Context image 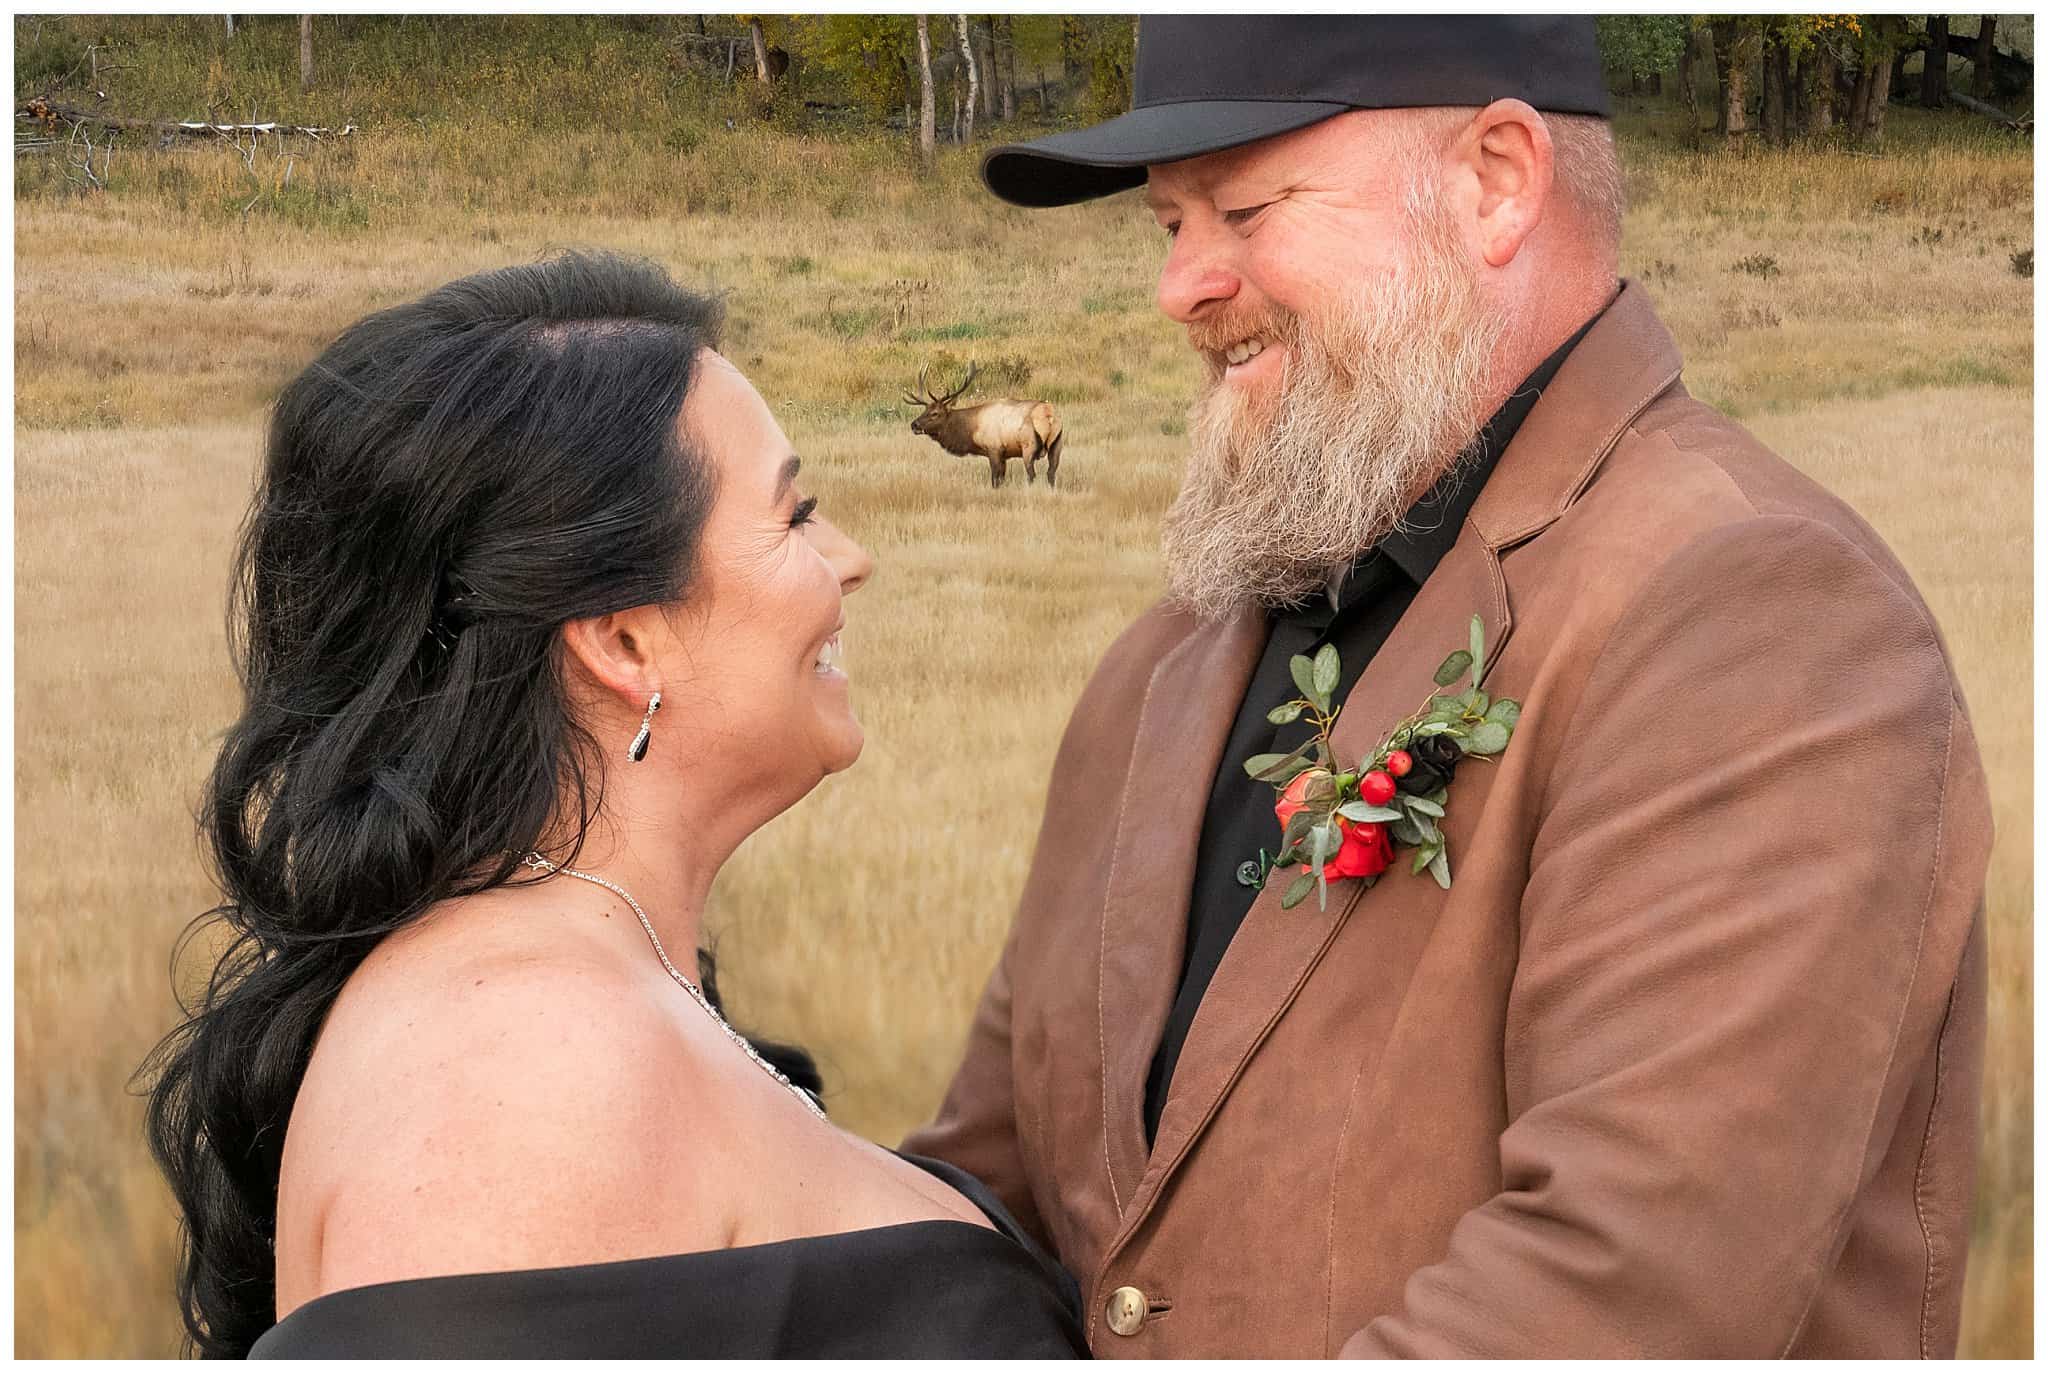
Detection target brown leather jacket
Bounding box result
[904,283,1991,1358]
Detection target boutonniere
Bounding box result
[1240,614,1520,910]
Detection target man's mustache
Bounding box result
[1186,310,1299,370]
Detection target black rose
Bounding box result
[1396,732,1462,795]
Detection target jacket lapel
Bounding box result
[1093,606,1267,1209]
[1135,522,1509,1196]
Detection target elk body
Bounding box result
[906,363,1064,489]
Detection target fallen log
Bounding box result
[15,98,356,142]
[1945,85,2030,133]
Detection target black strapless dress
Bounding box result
[250,1155,1084,1358]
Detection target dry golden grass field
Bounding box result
[12,55,2034,1357]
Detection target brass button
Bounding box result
[1106,1285,1148,1337]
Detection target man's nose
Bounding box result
[1156,219,1241,324]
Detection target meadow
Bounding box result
[12,19,2034,1357]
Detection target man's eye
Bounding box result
[1223,203,1270,227]
[1161,221,1181,239]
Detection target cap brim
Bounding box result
[980,99,1351,208]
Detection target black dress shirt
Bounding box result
[1142,313,1601,1142]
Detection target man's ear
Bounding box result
[1454,99,1554,269]
[560,607,664,707]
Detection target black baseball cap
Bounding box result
[982,16,1610,208]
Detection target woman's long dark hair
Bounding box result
[139,250,821,1357]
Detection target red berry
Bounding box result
[1360,771,1397,806]
[1386,750,1413,778]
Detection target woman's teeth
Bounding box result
[1225,337,1269,366]
[814,634,845,676]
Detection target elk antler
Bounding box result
[903,362,933,407]
[935,361,979,407]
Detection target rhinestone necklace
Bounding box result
[522,853,828,1121]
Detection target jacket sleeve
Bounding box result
[900,929,1048,1246]
[1342,514,1991,1357]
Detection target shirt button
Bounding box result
[1106,1286,1148,1337]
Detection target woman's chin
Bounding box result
[817,715,865,776]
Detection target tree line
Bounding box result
[27,15,2031,164]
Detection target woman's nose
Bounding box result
[816,516,873,595]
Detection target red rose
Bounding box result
[1274,768,1333,831]
[1317,817,1394,880]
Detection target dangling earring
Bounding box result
[628,692,662,762]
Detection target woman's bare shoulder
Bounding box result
[280,891,740,1305]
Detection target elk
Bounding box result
[904,363,1064,489]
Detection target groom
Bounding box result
[905,16,1991,1358]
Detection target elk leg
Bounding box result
[989,454,1005,488]
[1025,448,1038,484]
[1046,433,1063,488]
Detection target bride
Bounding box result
[140,251,1084,1357]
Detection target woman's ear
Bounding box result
[560,607,665,706]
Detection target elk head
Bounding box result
[904,361,979,436]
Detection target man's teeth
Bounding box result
[1224,337,1270,366]
[814,635,845,674]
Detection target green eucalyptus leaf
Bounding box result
[1391,814,1426,847]
[1281,871,1315,909]
[1411,843,1439,876]
[1429,847,1451,889]
[1266,700,1306,725]
[1289,654,1319,703]
[1427,695,1467,721]
[1244,751,1289,778]
[1313,643,1341,699]
[1317,867,1330,911]
[1484,698,1522,729]
[1464,720,1511,755]
[1414,721,1457,738]
[1403,795,1445,818]
[1309,821,1339,870]
[1338,801,1405,823]
[1433,649,1472,688]
[1414,814,1442,846]
[1469,614,1486,685]
[1461,689,1490,717]
[1282,807,1320,847]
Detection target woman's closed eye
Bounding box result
[790,495,818,530]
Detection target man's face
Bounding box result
[1145,110,1509,621]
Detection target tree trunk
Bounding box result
[1761,33,1788,145]
[1716,21,1750,142]
[1861,45,1895,145]
[1972,16,1997,99]
[298,15,313,92]
[999,16,1016,121]
[1847,56,1874,133]
[1648,71,1662,96]
[1681,24,1708,142]
[1811,45,1838,131]
[749,18,770,83]
[1703,21,1720,134]
[983,18,999,117]
[955,15,978,144]
[1922,16,1948,106]
[223,14,235,39]
[1131,15,1141,104]
[916,16,935,165]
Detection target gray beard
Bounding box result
[1159,207,1509,623]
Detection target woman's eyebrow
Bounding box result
[775,455,801,501]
